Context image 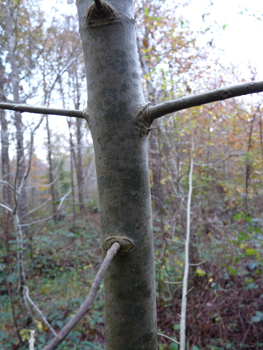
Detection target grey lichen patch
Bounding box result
[87,2,117,27]
[104,236,134,255]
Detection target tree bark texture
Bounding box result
[76,1,157,349]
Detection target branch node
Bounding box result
[94,0,103,13]
[87,2,116,26]
[104,236,134,256]
[135,102,152,136]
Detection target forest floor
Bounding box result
[0,212,262,350]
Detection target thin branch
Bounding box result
[19,215,54,227]
[165,238,185,245]
[157,333,180,345]
[23,115,45,182]
[149,81,263,121]
[193,152,246,167]
[0,202,12,213]
[0,102,85,119]
[24,287,57,337]
[42,242,120,350]
[57,188,72,211]
[189,260,207,267]
[25,176,58,189]
[20,197,52,219]
[185,286,195,296]
[164,281,183,284]
[0,180,17,194]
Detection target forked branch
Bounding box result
[149,81,263,121]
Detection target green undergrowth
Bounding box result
[1,211,263,349]
[154,211,263,349]
[0,216,105,349]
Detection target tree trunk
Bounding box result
[46,116,57,222]
[76,117,86,216]
[244,112,256,211]
[149,127,163,216]
[76,1,157,349]
[137,32,164,218]
[72,74,86,217]
[6,0,29,237]
[67,119,76,231]
[0,58,12,254]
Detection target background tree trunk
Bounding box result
[46,116,57,222]
[67,118,76,231]
[76,117,86,217]
[0,58,12,256]
[137,31,164,219]
[6,0,28,236]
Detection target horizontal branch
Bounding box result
[0,102,85,119]
[43,242,120,350]
[149,81,263,121]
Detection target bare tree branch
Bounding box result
[20,197,51,219]
[24,287,57,337]
[0,180,17,194]
[43,242,120,350]
[0,102,85,119]
[0,202,13,213]
[25,176,58,189]
[23,115,45,182]
[57,188,72,211]
[157,332,180,345]
[149,81,263,121]
[19,215,54,227]
[189,260,207,266]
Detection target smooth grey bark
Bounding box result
[77,1,157,349]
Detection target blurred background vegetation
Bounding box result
[0,0,263,349]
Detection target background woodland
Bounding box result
[0,0,263,349]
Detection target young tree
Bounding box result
[1,0,263,349]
